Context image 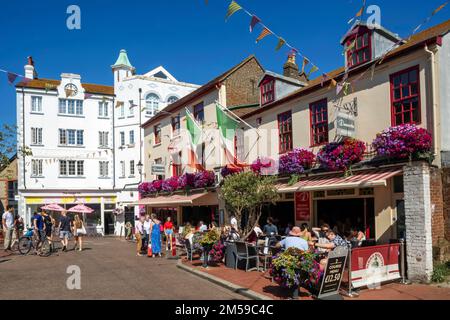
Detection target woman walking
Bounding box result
[150,214,162,257]
[164,217,174,251]
[73,215,86,251]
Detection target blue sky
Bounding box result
[0,0,448,127]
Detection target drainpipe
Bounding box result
[424,44,439,164]
[112,96,116,189]
[21,87,26,190]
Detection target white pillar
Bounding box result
[101,197,105,236]
[403,163,434,282]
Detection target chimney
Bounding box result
[283,54,307,82]
[24,56,37,79]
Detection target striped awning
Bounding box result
[132,192,218,207]
[277,166,403,193]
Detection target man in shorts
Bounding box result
[58,210,72,252]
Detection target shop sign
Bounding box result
[318,246,348,299]
[350,244,401,289]
[151,164,166,175]
[295,192,310,221]
[25,196,117,205]
[336,112,356,138]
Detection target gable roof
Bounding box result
[16,78,114,96]
[258,70,307,87]
[142,55,264,128]
[243,19,450,120]
[143,66,177,82]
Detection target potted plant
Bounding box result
[317,138,366,173]
[198,229,221,268]
[270,248,322,299]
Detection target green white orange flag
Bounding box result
[216,104,246,166]
[185,108,204,170]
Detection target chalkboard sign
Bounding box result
[317,246,348,299]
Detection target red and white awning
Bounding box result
[132,192,218,207]
[277,166,403,193]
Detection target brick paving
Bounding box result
[182,257,450,300]
[0,237,246,300]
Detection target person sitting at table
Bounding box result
[198,221,208,232]
[276,227,309,251]
[309,229,349,271]
[347,227,366,247]
[247,223,263,244]
[312,223,332,253]
[299,223,312,242]
[226,226,240,242]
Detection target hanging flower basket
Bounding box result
[317,138,366,172]
[250,157,277,175]
[372,124,433,161]
[221,166,243,179]
[161,176,179,193]
[279,148,316,175]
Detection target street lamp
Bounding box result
[137,161,143,175]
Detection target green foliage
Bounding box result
[288,174,300,186]
[199,229,220,247]
[431,261,450,283]
[220,171,279,237]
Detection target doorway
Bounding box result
[316,198,375,239]
[104,212,115,235]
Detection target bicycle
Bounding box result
[18,228,51,257]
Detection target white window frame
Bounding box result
[59,129,84,146]
[130,160,135,176]
[99,161,109,178]
[129,101,135,117]
[120,132,125,146]
[31,127,43,145]
[99,132,109,148]
[31,96,42,113]
[120,161,125,178]
[129,130,135,145]
[31,160,43,177]
[60,160,84,177]
[146,93,160,117]
[98,102,109,118]
[59,99,83,116]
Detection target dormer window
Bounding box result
[261,78,275,105]
[346,29,371,67]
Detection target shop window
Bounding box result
[284,193,295,200]
[390,66,421,126]
[393,175,404,193]
[313,191,326,198]
[346,29,372,68]
[278,111,293,154]
[310,99,328,146]
[359,188,374,196]
[261,78,275,105]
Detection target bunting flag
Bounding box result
[301,57,309,73]
[355,0,367,17]
[343,82,351,96]
[116,101,124,108]
[275,38,286,51]
[320,73,329,87]
[255,27,271,43]
[65,88,74,98]
[84,93,93,99]
[185,108,205,171]
[7,72,18,85]
[45,83,57,93]
[225,1,242,21]
[432,1,448,15]
[216,104,246,166]
[249,15,261,33]
[336,82,344,95]
[329,78,337,89]
[307,65,319,78]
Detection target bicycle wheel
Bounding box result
[40,239,51,257]
[18,237,32,255]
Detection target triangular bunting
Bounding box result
[7,72,18,85]
[275,38,286,51]
[84,93,93,99]
[255,27,272,43]
[307,65,319,77]
[321,73,329,87]
[249,15,261,33]
[432,1,448,15]
[225,1,242,21]
[301,57,309,73]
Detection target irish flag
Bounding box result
[216,104,247,167]
[185,109,205,170]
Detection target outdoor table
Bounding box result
[224,242,237,269]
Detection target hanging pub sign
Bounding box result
[336,111,356,138]
[295,192,310,221]
[151,164,166,175]
[317,246,348,300]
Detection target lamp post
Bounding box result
[137,161,143,176]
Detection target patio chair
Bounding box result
[235,242,259,272]
[257,240,272,272]
[184,239,201,262]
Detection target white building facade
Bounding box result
[16,51,199,235]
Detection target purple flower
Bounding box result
[279,148,315,175]
[161,176,179,193]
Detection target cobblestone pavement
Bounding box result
[0,237,247,300]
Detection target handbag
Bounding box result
[77,225,87,235]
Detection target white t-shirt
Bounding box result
[254,226,263,237]
[230,217,238,228]
[143,220,151,234]
[2,211,14,229]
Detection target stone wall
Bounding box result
[442,168,450,241]
[403,163,433,282]
[430,168,445,244]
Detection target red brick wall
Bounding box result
[225,58,264,107]
[430,168,445,244]
[442,168,450,241]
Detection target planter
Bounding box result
[287,285,299,299]
[202,244,213,268]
